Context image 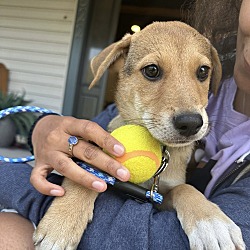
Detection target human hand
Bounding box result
[30,115,130,196]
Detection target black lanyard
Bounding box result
[187,159,216,193]
[209,153,250,197]
[187,153,250,197]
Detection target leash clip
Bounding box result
[150,147,170,201]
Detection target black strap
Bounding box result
[187,153,250,196]
[187,159,216,193]
[209,153,250,196]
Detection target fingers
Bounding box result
[61,119,130,181]
[30,164,65,196]
[65,120,125,157]
[71,139,130,181]
[31,152,122,195]
[49,156,109,192]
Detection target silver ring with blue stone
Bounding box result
[68,136,80,156]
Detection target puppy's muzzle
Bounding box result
[173,113,203,137]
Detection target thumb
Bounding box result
[30,163,65,196]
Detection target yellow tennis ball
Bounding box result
[111,125,162,184]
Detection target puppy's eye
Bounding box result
[196,65,210,82]
[142,64,161,80]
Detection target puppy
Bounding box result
[34,21,245,250]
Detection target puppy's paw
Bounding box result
[33,190,97,250]
[187,216,245,250]
[178,201,245,250]
[34,228,78,250]
[33,179,98,250]
[33,208,93,250]
[169,184,245,250]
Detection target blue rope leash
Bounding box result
[0,106,55,163]
[0,106,163,204]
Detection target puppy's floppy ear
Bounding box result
[89,34,132,89]
[210,46,222,95]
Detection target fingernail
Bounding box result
[117,168,130,181]
[113,144,125,155]
[50,189,64,196]
[92,181,106,192]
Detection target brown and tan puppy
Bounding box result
[34,21,245,250]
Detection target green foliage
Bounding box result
[0,91,37,142]
[0,91,30,109]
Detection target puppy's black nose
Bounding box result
[174,114,203,137]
